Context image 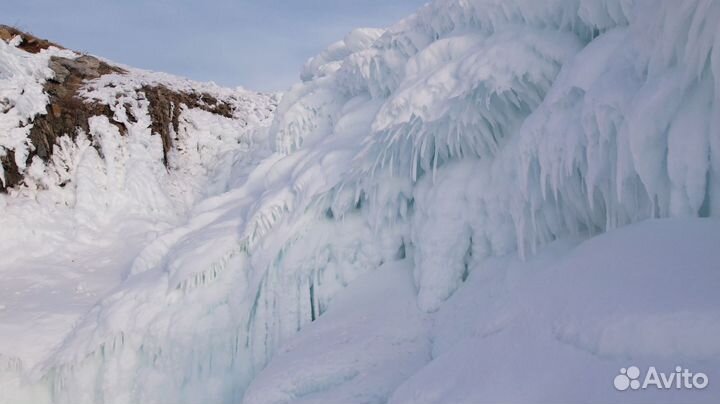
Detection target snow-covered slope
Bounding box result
[2,0,720,403]
[245,218,720,404]
[0,26,276,403]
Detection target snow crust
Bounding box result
[251,219,720,404]
[2,0,720,403]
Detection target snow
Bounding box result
[0,220,163,369]
[301,28,386,82]
[0,30,276,404]
[0,38,75,185]
[1,0,720,403]
[243,260,431,404]
[242,218,720,404]
[386,219,720,404]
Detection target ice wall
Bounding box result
[3,0,719,403]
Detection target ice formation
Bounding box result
[1,0,720,403]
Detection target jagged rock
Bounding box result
[142,84,236,165]
[0,24,62,54]
[0,27,264,192]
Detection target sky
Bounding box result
[1,0,426,92]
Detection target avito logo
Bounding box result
[614,366,709,391]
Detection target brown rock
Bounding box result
[0,25,63,54]
[0,26,242,192]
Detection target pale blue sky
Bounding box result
[1,1,426,91]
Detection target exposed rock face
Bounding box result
[142,85,235,166]
[0,27,265,192]
[1,48,126,191]
[0,25,62,54]
[25,56,126,169]
[0,150,21,190]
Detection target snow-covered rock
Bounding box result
[0,26,276,404]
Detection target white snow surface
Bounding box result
[2,0,720,403]
[250,218,720,404]
[0,31,276,404]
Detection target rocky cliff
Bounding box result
[0,25,276,194]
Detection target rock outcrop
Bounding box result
[0,26,273,191]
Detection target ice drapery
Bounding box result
[2,0,719,403]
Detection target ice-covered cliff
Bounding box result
[0,25,276,403]
[2,0,720,403]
